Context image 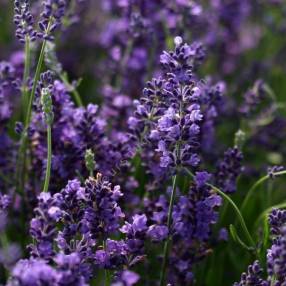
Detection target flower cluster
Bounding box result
[129,37,224,182]
[235,208,286,285]
[38,0,67,41]
[233,260,267,286]
[215,147,244,193]
[14,0,37,43]
[11,174,138,284]
[168,172,222,284]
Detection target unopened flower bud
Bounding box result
[41,87,54,125]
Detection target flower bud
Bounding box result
[85,149,95,176]
[41,87,54,125]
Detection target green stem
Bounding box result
[0,231,9,250]
[25,38,48,128]
[22,36,31,110]
[14,36,31,195]
[241,170,286,213]
[16,20,52,194]
[60,73,83,106]
[229,224,253,251]
[0,231,9,278]
[266,180,273,209]
[208,182,255,248]
[23,36,31,82]
[43,125,52,193]
[159,175,177,286]
[15,133,28,196]
[104,266,111,286]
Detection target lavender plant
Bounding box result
[0,0,286,285]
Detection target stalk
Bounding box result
[159,175,177,286]
[22,35,31,110]
[25,37,48,128]
[16,19,53,193]
[208,183,255,248]
[14,35,31,195]
[0,231,9,278]
[43,125,52,192]
[240,170,286,213]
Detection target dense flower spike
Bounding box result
[17,174,146,285]
[38,0,67,41]
[167,171,222,283]
[129,37,224,181]
[233,260,267,286]
[81,173,124,238]
[7,258,59,286]
[29,192,61,259]
[267,227,286,283]
[112,270,140,286]
[14,0,37,43]
[269,208,286,235]
[173,172,222,241]
[7,256,88,286]
[215,147,243,193]
[235,209,286,285]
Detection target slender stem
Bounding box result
[229,224,253,251]
[14,36,31,195]
[241,170,286,213]
[43,125,52,192]
[15,132,28,196]
[159,175,177,286]
[103,240,111,286]
[60,73,83,106]
[241,175,269,213]
[16,19,53,194]
[25,39,48,128]
[23,36,31,82]
[104,269,110,286]
[22,36,31,110]
[208,182,255,248]
[0,231,9,278]
[185,168,255,248]
[0,231,9,250]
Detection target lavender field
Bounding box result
[1,1,286,285]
